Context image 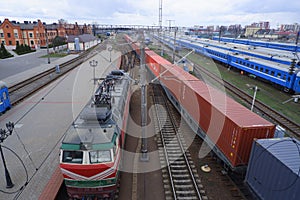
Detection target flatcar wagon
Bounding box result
[0,81,11,114]
[125,34,276,170]
[59,70,132,199]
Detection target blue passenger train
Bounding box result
[212,36,300,52]
[183,36,299,66]
[154,35,300,93]
[0,81,11,113]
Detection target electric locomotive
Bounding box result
[59,70,131,199]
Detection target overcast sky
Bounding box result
[0,0,299,28]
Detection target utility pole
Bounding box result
[159,0,163,56]
[45,28,50,64]
[140,32,149,161]
[251,86,259,112]
[159,0,162,30]
[161,30,165,57]
[166,19,175,32]
[172,27,177,64]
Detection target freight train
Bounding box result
[125,34,300,199]
[59,70,131,199]
[154,34,300,93]
[0,81,11,114]
[124,34,275,170]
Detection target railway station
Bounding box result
[0,30,299,200]
[1,1,300,200]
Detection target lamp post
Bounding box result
[0,122,14,189]
[139,32,149,161]
[251,86,259,112]
[107,45,113,62]
[89,60,98,85]
[45,28,50,64]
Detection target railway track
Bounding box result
[151,84,206,200]
[8,44,104,105]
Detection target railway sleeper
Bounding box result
[173,179,193,184]
[170,164,188,169]
[170,169,189,173]
[172,174,190,178]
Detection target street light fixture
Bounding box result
[250,86,259,112]
[0,122,14,189]
[89,60,98,85]
[45,28,50,64]
[107,45,113,62]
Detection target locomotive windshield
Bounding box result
[89,150,112,163]
[62,151,83,164]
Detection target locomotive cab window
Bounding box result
[89,150,112,163]
[62,151,83,164]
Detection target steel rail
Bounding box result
[152,84,203,200]
[8,45,101,105]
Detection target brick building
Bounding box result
[0,18,92,50]
[0,19,47,49]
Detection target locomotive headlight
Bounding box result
[80,143,92,150]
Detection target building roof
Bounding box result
[67,34,97,43]
[10,20,40,30]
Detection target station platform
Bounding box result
[0,48,121,199]
[2,54,79,87]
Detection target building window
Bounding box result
[14,33,18,38]
[0,33,3,38]
[7,33,11,38]
[16,41,19,46]
[29,33,33,38]
[30,40,34,45]
[8,41,12,45]
[1,41,5,45]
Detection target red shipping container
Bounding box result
[137,38,275,168]
[180,78,275,168]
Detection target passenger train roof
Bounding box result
[179,36,297,62]
[204,45,292,71]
